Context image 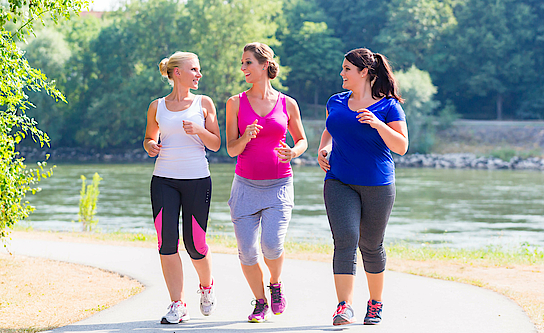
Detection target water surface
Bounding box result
[25,163,544,249]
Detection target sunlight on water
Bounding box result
[24,163,544,249]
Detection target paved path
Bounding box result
[7,237,536,333]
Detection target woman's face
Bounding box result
[340,59,366,91]
[176,57,202,89]
[241,51,267,83]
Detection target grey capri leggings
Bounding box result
[324,179,395,275]
[228,174,294,266]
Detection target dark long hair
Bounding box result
[344,48,404,103]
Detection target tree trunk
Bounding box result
[314,85,319,106]
[497,93,503,120]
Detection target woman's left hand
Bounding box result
[275,141,295,163]
[356,109,383,129]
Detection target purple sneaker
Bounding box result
[364,299,383,325]
[268,282,286,315]
[248,299,270,323]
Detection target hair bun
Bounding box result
[159,58,169,78]
[268,60,279,79]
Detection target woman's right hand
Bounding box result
[243,119,263,141]
[317,149,330,171]
[146,141,162,157]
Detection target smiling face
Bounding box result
[340,58,367,91]
[175,57,202,89]
[241,51,267,84]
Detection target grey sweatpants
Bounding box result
[228,174,294,266]
[324,179,395,275]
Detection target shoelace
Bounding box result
[334,303,348,317]
[367,302,381,317]
[198,287,213,304]
[268,284,282,303]
[251,300,267,314]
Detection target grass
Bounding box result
[11,225,544,266]
[387,241,544,266]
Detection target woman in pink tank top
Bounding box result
[226,42,307,322]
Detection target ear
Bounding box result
[361,68,368,78]
[263,61,268,71]
[174,67,181,76]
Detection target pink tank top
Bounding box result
[235,92,292,180]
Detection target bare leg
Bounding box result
[191,251,213,287]
[263,251,285,284]
[160,253,183,302]
[366,271,384,302]
[334,274,356,304]
[241,262,267,301]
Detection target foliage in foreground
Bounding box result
[0,0,88,241]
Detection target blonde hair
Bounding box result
[158,51,198,86]
[243,42,279,79]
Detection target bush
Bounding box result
[78,173,102,232]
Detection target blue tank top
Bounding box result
[325,91,406,186]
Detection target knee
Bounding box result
[237,244,259,266]
[261,239,283,261]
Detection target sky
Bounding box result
[87,0,122,11]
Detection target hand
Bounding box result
[182,120,203,135]
[243,119,263,141]
[146,141,162,157]
[317,149,330,171]
[356,109,383,129]
[275,141,295,163]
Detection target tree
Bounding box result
[0,0,88,241]
[396,66,440,153]
[280,21,344,108]
[433,0,538,120]
[375,0,457,70]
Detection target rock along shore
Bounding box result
[16,147,544,171]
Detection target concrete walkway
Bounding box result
[7,237,537,333]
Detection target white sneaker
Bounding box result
[197,282,217,316]
[161,301,190,324]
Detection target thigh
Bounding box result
[179,177,212,258]
[324,179,362,244]
[150,176,182,255]
[358,184,396,248]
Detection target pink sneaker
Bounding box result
[268,282,286,315]
[248,299,270,322]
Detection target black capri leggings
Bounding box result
[324,179,395,275]
[150,175,211,258]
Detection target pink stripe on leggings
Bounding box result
[154,208,163,251]
[192,215,209,256]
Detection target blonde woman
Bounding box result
[143,51,220,324]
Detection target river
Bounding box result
[23,163,544,249]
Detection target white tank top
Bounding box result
[153,95,210,179]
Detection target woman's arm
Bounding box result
[182,96,221,151]
[225,95,263,157]
[143,100,161,157]
[275,97,308,163]
[317,108,332,171]
[357,110,409,155]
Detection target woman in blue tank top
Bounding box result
[317,48,409,326]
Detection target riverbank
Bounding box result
[2,229,543,332]
[15,145,544,171]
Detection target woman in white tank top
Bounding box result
[143,51,220,324]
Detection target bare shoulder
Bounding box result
[200,95,216,111]
[284,95,300,109]
[147,99,159,114]
[226,94,241,109]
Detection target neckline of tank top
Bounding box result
[243,91,282,118]
[163,95,200,113]
[344,90,386,112]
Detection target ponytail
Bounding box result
[372,53,404,103]
[345,48,404,103]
